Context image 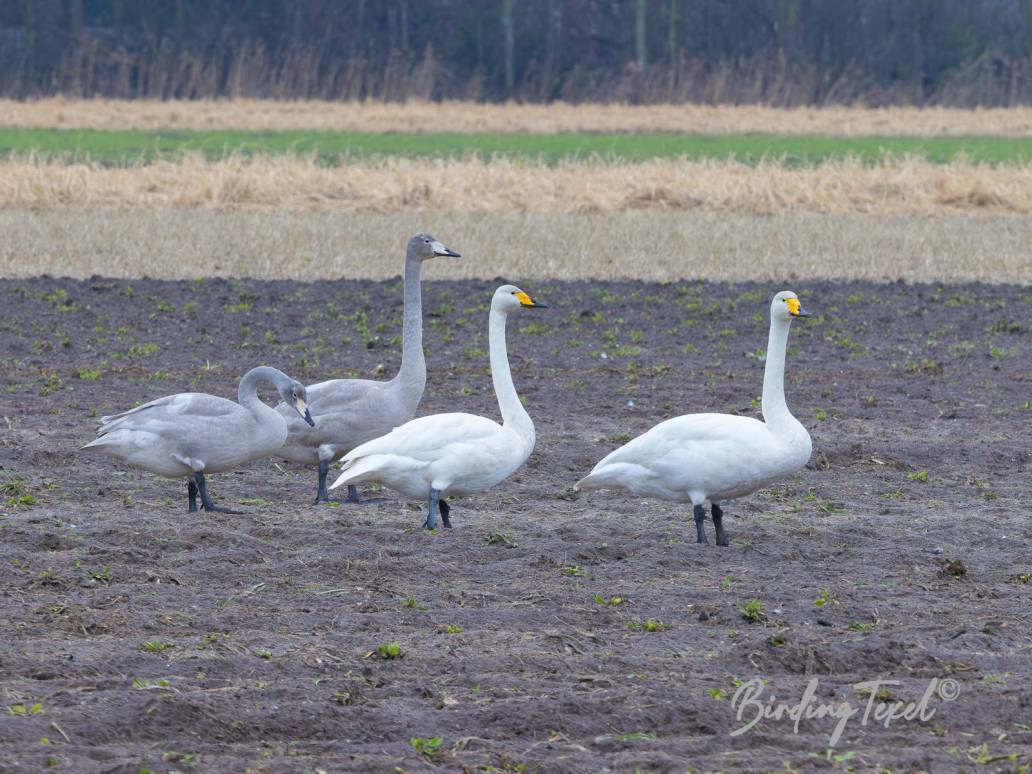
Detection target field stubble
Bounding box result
[3,154,1032,217]
[5,97,1032,136]
[0,208,1029,284]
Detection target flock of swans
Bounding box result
[83,233,813,545]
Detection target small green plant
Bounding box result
[484,532,515,546]
[616,731,657,741]
[6,493,37,508]
[813,407,829,421]
[560,564,586,577]
[411,736,443,760]
[706,688,726,700]
[376,641,403,660]
[224,302,252,313]
[848,621,877,632]
[442,624,463,635]
[627,619,669,632]
[132,678,172,689]
[738,600,766,622]
[906,470,929,482]
[813,589,839,608]
[8,702,44,716]
[76,368,102,381]
[767,633,789,647]
[256,649,273,659]
[127,343,159,358]
[403,597,427,611]
[88,566,112,584]
[143,641,174,653]
[592,594,625,606]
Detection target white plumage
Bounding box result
[576,290,812,546]
[330,284,544,529]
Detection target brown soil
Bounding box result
[0,277,1029,772]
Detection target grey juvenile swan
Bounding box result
[82,366,314,513]
[277,232,460,503]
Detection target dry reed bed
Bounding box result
[2,155,1032,215]
[1,209,1028,284]
[5,98,1032,136]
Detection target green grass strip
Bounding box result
[1,128,1030,166]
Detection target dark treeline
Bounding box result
[2,0,1031,106]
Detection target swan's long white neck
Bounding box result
[238,366,283,417]
[761,315,799,433]
[390,254,427,405]
[489,305,534,445]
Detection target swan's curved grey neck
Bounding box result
[238,366,286,411]
[390,254,427,405]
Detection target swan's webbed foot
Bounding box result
[188,480,198,513]
[439,498,452,529]
[424,488,444,530]
[693,503,709,544]
[193,471,242,515]
[712,502,729,547]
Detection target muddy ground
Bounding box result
[0,276,1029,773]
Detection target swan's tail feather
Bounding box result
[575,462,648,493]
[328,454,379,490]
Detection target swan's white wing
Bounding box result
[577,413,778,501]
[345,413,502,463]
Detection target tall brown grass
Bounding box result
[2,154,1032,215]
[4,98,1032,136]
[0,209,1026,283]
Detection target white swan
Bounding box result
[82,366,314,513]
[277,233,460,503]
[576,290,812,546]
[329,284,545,529]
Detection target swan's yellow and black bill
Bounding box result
[786,298,811,318]
[516,290,546,308]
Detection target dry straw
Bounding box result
[1,209,1028,284]
[2,154,1032,216]
[4,98,1032,136]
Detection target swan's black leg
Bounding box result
[194,471,242,514]
[439,497,452,529]
[424,488,442,530]
[693,503,709,544]
[188,479,198,513]
[712,502,729,547]
[341,483,386,505]
[315,460,330,504]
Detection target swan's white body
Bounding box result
[330,285,539,511]
[330,412,533,500]
[82,366,309,478]
[578,412,810,504]
[577,291,812,536]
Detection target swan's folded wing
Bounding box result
[581,413,768,491]
[344,413,501,463]
[303,379,384,414]
[98,393,238,434]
